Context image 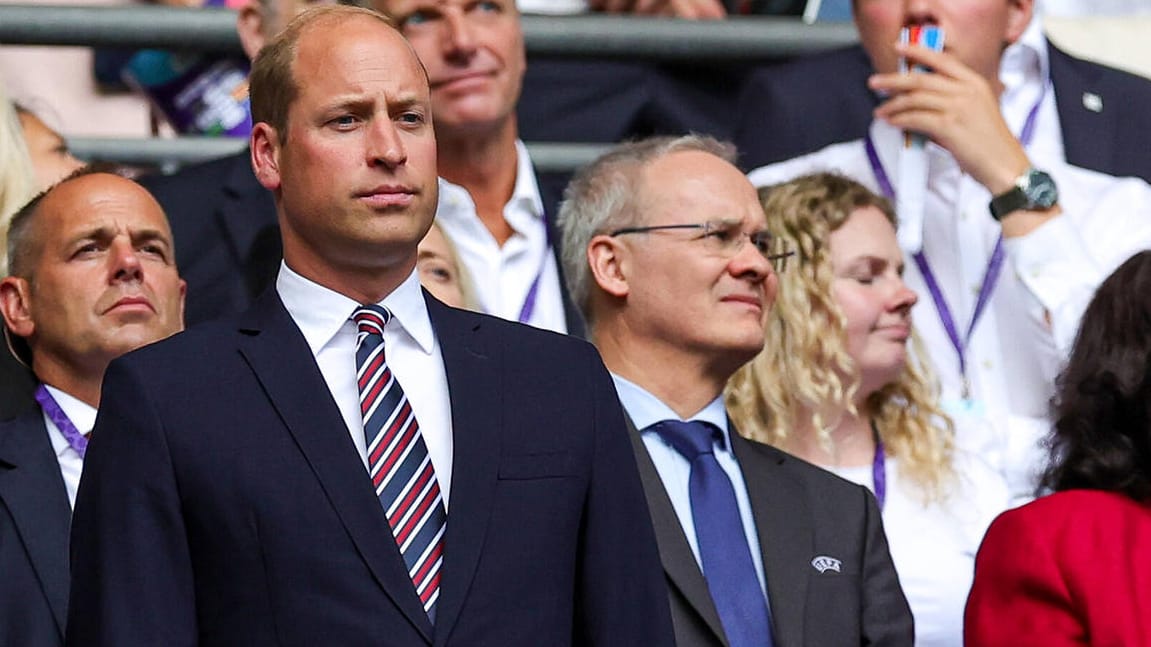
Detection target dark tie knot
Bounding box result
[649,419,722,461]
[352,304,392,338]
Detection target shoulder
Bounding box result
[434,300,595,358]
[138,151,245,194]
[734,433,875,503]
[1049,40,1151,96]
[747,139,866,188]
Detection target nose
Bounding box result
[888,276,918,313]
[442,9,477,61]
[729,235,773,284]
[367,118,407,169]
[109,238,142,284]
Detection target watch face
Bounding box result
[1023,170,1059,209]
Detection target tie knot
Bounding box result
[353,304,392,338]
[649,420,722,461]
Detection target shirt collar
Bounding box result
[610,373,733,450]
[1001,16,1049,94]
[42,384,97,457]
[276,261,435,356]
[510,139,544,220]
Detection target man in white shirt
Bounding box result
[0,168,186,647]
[558,134,913,646]
[65,8,673,645]
[747,0,1151,500]
[373,0,586,336]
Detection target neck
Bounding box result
[34,359,103,409]
[281,238,417,305]
[437,120,520,246]
[594,322,734,419]
[790,406,875,468]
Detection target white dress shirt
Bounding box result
[435,140,569,334]
[611,374,768,597]
[749,120,1151,499]
[826,453,1009,647]
[276,263,454,508]
[42,384,95,509]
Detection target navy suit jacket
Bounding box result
[0,350,37,422]
[66,291,671,646]
[735,42,1151,183]
[627,419,914,647]
[141,154,586,337]
[0,410,72,647]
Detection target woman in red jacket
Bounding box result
[965,251,1151,647]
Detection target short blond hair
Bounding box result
[248,5,397,143]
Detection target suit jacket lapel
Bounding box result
[1049,40,1116,174]
[0,411,73,635]
[236,291,433,642]
[423,298,501,645]
[731,432,812,647]
[624,416,728,644]
[218,152,282,301]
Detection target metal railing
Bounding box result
[1,4,859,169]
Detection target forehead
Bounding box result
[639,150,764,226]
[291,17,428,100]
[36,175,172,242]
[829,206,900,258]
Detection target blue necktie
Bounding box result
[651,420,774,647]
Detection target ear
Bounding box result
[176,278,188,332]
[250,122,283,191]
[0,277,35,340]
[586,234,630,299]
[1004,0,1033,45]
[236,0,268,62]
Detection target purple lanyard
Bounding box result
[861,83,1046,397]
[871,420,887,511]
[516,207,553,324]
[34,384,89,458]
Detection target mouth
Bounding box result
[104,295,155,315]
[356,185,418,209]
[430,70,495,91]
[875,323,911,341]
[721,294,764,313]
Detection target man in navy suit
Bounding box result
[0,169,186,647]
[66,7,673,645]
[735,8,1151,182]
[557,135,913,646]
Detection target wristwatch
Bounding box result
[989,168,1059,221]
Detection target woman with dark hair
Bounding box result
[965,250,1151,646]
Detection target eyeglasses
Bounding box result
[609,220,794,271]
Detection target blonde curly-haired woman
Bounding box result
[727,172,1009,647]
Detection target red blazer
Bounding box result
[965,489,1151,646]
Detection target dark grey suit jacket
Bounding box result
[628,418,914,646]
[0,410,71,647]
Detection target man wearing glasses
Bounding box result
[558,135,913,647]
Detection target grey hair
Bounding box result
[556,134,737,327]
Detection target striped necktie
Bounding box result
[353,304,446,621]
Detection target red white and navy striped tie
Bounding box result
[353,304,446,621]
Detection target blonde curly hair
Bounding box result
[726,172,955,501]
[1,84,36,273]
